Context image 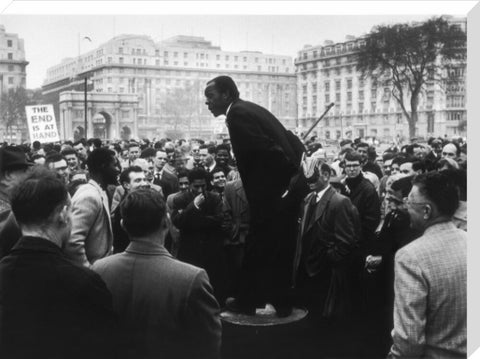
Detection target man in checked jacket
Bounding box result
[388,171,466,358]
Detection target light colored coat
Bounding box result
[388,221,467,359]
[92,241,222,359]
[65,179,113,267]
[223,179,249,245]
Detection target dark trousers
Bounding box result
[178,239,228,306]
[236,195,298,309]
[224,243,245,298]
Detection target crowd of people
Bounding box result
[0,75,467,359]
[0,132,466,358]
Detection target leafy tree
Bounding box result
[26,88,47,106]
[164,129,185,140]
[356,17,466,139]
[161,80,203,136]
[0,87,28,142]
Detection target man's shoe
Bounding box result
[225,297,256,316]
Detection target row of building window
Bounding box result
[95,67,292,84]
[1,76,15,84]
[94,55,289,74]
[117,46,289,66]
[300,41,366,61]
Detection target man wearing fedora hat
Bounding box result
[0,146,34,259]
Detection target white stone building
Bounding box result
[294,17,466,142]
[43,35,297,140]
[0,24,29,141]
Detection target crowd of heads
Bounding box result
[303,134,466,231]
[1,133,466,224]
[0,135,237,201]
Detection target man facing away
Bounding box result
[204,75,306,316]
[388,171,466,359]
[0,167,117,359]
[92,188,221,359]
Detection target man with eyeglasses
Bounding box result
[388,172,466,359]
[343,151,380,258]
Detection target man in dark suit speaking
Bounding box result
[205,76,306,316]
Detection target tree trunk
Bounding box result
[409,110,417,140]
[409,93,420,140]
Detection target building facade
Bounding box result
[43,35,297,141]
[0,24,29,142]
[294,16,467,142]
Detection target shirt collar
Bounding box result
[315,185,331,203]
[226,102,233,116]
[208,161,216,172]
[88,178,104,192]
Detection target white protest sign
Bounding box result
[25,104,60,143]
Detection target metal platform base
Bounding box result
[220,304,308,327]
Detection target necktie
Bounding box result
[305,193,318,229]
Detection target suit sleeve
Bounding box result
[327,197,358,264]
[65,191,101,267]
[388,250,427,359]
[184,270,222,359]
[360,185,381,242]
[62,266,119,358]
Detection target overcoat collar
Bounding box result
[125,241,172,256]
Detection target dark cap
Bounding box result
[0,146,34,173]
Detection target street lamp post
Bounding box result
[340,112,343,139]
[84,77,88,138]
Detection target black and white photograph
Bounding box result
[0,1,476,358]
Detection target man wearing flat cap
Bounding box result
[0,146,33,259]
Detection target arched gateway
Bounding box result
[59,91,139,140]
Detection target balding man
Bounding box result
[441,142,459,161]
[388,172,466,358]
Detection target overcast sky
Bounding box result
[0,1,474,89]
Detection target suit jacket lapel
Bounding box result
[304,187,335,235]
[300,192,315,236]
[88,180,113,238]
